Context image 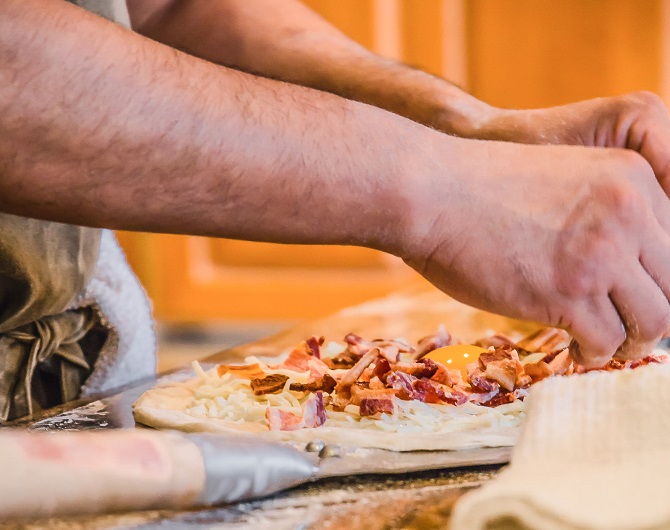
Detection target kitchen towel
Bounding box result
[451,362,670,530]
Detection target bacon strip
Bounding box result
[266,391,327,431]
[516,328,570,354]
[302,392,327,428]
[413,325,452,360]
[217,363,265,380]
[289,374,337,394]
[359,390,396,416]
[265,408,304,431]
[335,348,379,392]
[250,374,290,395]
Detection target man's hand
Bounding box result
[467,91,670,194]
[398,137,670,368]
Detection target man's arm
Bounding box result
[126,0,491,138]
[126,1,670,199]
[3,0,670,366]
[1,0,413,249]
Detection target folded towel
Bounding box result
[70,230,156,395]
[451,362,670,530]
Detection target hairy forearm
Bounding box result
[0,0,432,251]
[128,0,492,137]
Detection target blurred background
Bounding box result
[116,0,670,370]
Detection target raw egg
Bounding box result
[424,344,487,373]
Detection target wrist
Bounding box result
[429,88,500,139]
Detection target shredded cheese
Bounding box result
[184,355,526,434]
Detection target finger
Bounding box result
[636,119,670,197]
[609,261,670,361]
[563,296,625,368]
[639,228,670,341]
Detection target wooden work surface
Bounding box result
[207,287,542,363]
[6,287,540,529]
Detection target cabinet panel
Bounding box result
[465,0,663,108]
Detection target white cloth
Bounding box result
[451,363,670,530]
[69,230,156,395]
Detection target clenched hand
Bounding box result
[397,135,670,368]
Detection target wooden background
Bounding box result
[117,0,670,324]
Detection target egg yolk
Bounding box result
[424,344,487,374]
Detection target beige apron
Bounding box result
[0,0,135,421]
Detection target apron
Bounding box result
[0,0,136,421]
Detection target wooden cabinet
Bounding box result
[118,0,669,323]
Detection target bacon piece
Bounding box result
[475,333,517,350]
[289,374,337,394]
[481,391,515,408]
[448,368,465,387]
[217,363,266,380]
[467,386,500,404]
[359,390,396,416]
[305,336,324,359]
[484,361,516,392]
[265,408,304,431]
[250,374,290,395]
[272,347,330,381]
[413,379,448,404]
[516,373,532,388]
[523,361,553,382]
[302,392,327,428]
[335,348,379,392]
[468,368,501,394]
[386,371,417,401]
[547,348,571,375]
[324,349,360,369]
[443,387,470,405]
[266,392,326,431]
[376,344,400,364]
[517,328,570,354]
[413,325,452,360]
[369,376,385,390]
[430,361,452,386]
[343,333,372,357]
[373,358,391,379]
[392,360,438,379]
[477,347,518,391]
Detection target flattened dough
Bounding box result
[133,378,520,452]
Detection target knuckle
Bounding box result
[628,90,666,112]
[596,177,650,228]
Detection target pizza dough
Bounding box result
[133,370,522,452]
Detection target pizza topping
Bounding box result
[302,392,327,428]
[392,360,438,379]
[335,348,379,392]
[265,408,304,431]
[386,371,416,400]
[186,327,669,436]
[475,333,517,350]
[516,327,570,354]
[413,325,452,360]
[358,389,396,416]
[468,368,501,394]
[272,344,330,380]
[305,336,324,359]
[217,363,266,380]
[547,348,571,375]
[250,374,290,395]
[289,373,337,394]
[523,360,553,382]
